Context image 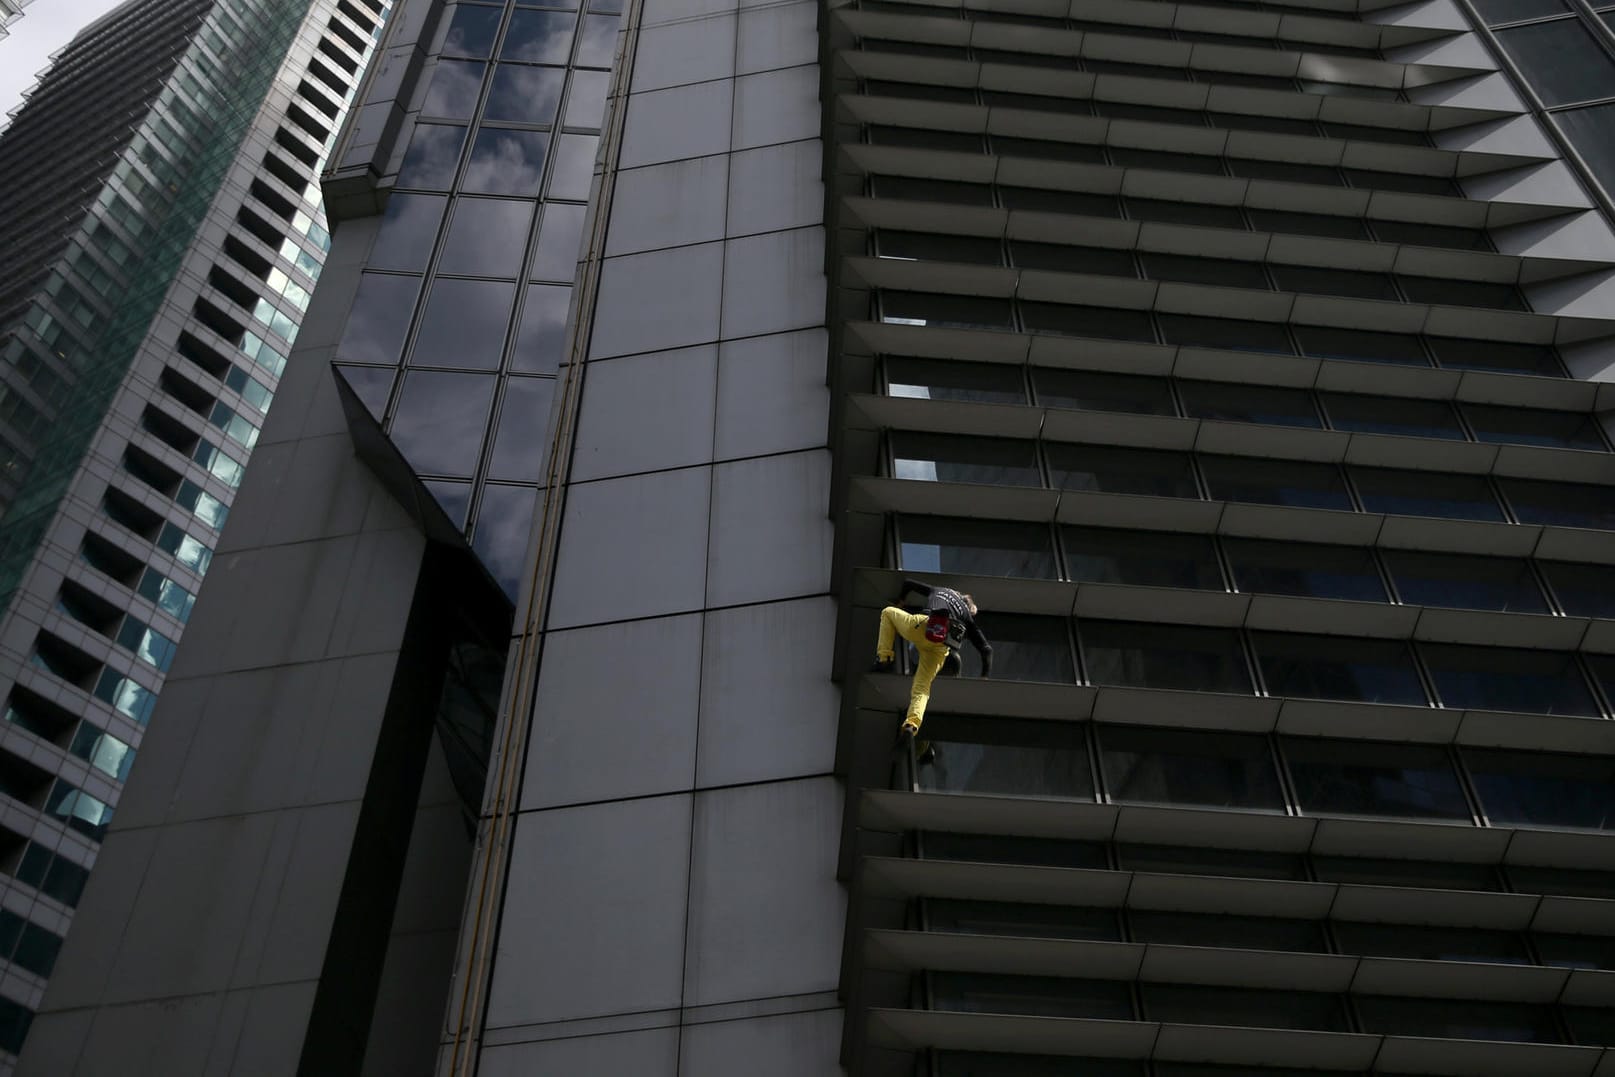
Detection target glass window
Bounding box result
[422,59,484,120]
[1464,404,1605,450]
[441,4,503,57]
[919,716,1093,799]
[369,194,446,272]
[1332,921,1529,963]
[962,614,1074,682]
[923,831,1110,869]
[1535,933,1615,971]
[484,63,564,124]
[472,484,540,600]
[1046,444,1198,498]
[1252,632,1427,705]
[437,198,535,277]
[530,202,586,281]
[1314,855,1500,890]
[426,481,471,528]
[387,371,496,477]
[1141,983,1346,1031]
[486,376,555,481]
[1496,19,1615,107]
[575,12,619,67]
[1383,550,1546,613]
[462,128,549,195]
[1033,369,1174,414]
[1399,276,1526,311]
[1352,467,1502,521]
[1508,864,1615,898]
[510,284,571,372]
[930,973,1134,1020]
[1268,263,1398,301]
[1213,112,1320,137]
[1293,325,1427,366]
[397,123,467,189]
[882,291,1014,330]
[563,70,610,129]
[999,186,1122,216]
[995,136,1106,162]
[1178,380,1319,428]
[410,278,514,370]
[883,231,1003,265]
[873,175,996,206]
[892,433,1042,487]
[936,1049,1138,1075]
[874,79,979,104]
[1021,301,1155,342]
[1471,0,1568,21]
[1098,725,1283,811]
[548,133,597,199]
[1320,392,1464,440]
[926,901,1121,942]
[1566,1005,1615,1046]
[1247,208,1368,240]
[1009,242,1134,276]
[1110,147,1223,174]
[874,125,984,153]
[1355,995,1559,1043]
[1125,198,1247,229]
[1127,910,1326,953]
[1200,456,1352,511]
[1117,843,1306,880]
[900,516,1058,579]
[1344,168,1457,197]
[1427,337,1563,377]
[1141,253,1269,290]
[1080,620,1251,694]
[1371,219,1490,250]
[887,357,1025,404]
[1464,748,1615,830]
[1422,643,1600,716]
[1557,103,1615,201]
[502,8,575,63]
[1501,477,1615,530]
[1224,539,1385,602]
[336,273,420,365]
[1540,560,1615,618]
[1158,314,1294,354]
[1229,158,1343,186]
[1063,527,1223,590]
[1282,737,1468,820]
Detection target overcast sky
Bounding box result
[1,0,131,129]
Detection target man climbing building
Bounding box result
[873,577,993,742]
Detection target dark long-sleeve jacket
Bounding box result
[898,578,993,676]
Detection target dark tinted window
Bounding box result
[892,433,1042,486]
[1313,856,1501,891]
[1385,550,1546,613]
[866,79,977,103]
[899,516,1057,579]
[1064,527,1224,589]
[886,357,1026,404]
[922,832,1109,869]
[926,901,1121,941]
[1179,380,1320,427]
[1009,242,1137,276]
[1047,444,1198,498]
[1033,369,1175,414]
[1352,467,1502,521]
[1464,748,1615,830]
[1502,477,1615,530]
[1269,264,1398,301]
[1118,843,1306,880]
[965,614,1074,682]
[1080,620,1251,694]
[1283,737,1469,820]
[1252,632,1427,705]
[1332,921,1529,963]
[930,973,1134,1019]
[1355,995,1560,1042]
[882,290,1014,329]
[1320,393,1464,439]
[1399,276,1526,311]
[1126,199,1247,229]
[1229,159,1343,186]
[1464,404,1605,450]
[1370,219,1491,250]
[1248,209,1368,239]
[1141,983,1346,1031]
[1344,169,1457,196]
[1421,644,1600,716]
[1535,933,1615,971]
[1200,456,1352,511]
[937,1053,1141,1077]
[873,174,995,205]
[1225,539,1385,602]
[1141,253,1269,289]
[993,136,1106,162]
[1158,314,1293,354]
[1427,337,1563,377]
[1110,150,1221,174]
[1022,302,1155,342]
[869,125,984,153]
[1540,560,1615,618]
[1000,186,1123,216]
[878,230,1002,264]
[920,716,1093,798]
[1127,910,1326,953]
[1293,325,1427,366]
[1098,725,1284,811]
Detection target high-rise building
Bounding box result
[0,0,383,1066]
[17,0,1615,1075]
[0,1,34,42]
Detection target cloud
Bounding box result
[0,0,132,129]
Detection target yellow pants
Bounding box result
[877,607,950,730]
